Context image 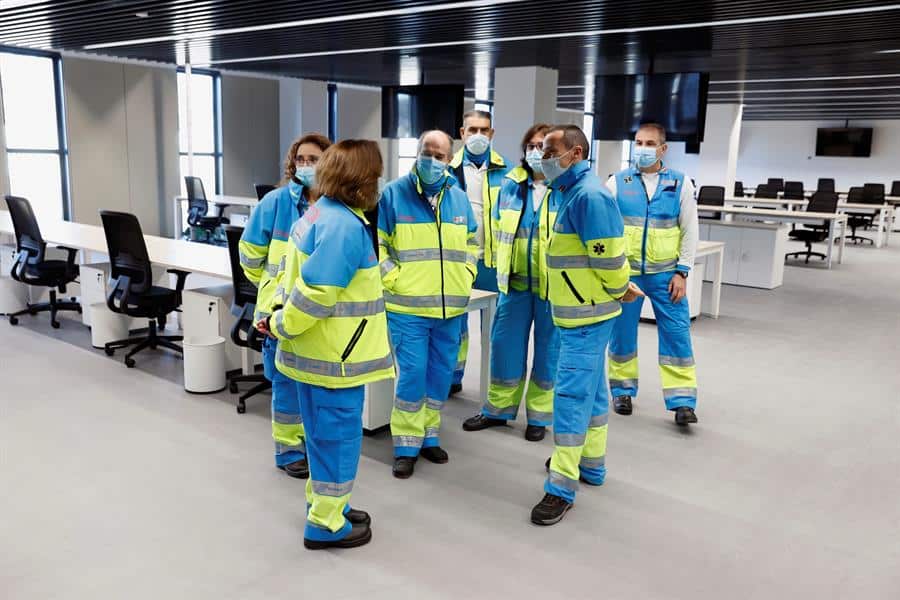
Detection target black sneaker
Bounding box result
[525,425,546,442]
[462,414,507,431]
[345,508,371,526]
[282,458,309,479]
[420,446,449,464]
[613,395,633,415]
[530,493,573,526]
[449,383,463,396]
[674,407,698,426]
[304,522,372,550]
[392,457,416,479]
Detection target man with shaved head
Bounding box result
[377,129,479,479]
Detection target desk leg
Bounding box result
[173,198,181,240]
[479,298,496,404]
[876,209,886,248]
[826,219,835,269]
[710,249,723,319]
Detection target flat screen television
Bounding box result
[381,84,465,139]
[592,72,710,142]
[815,128,873,157]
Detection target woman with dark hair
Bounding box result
[239,133,332,478]
[259,140,393,550]
[463,123,561,442]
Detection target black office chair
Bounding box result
[817,178,835,193]
[4,195,81,328]
[767,178,784,193]
[862,183,885,204]
[185,176,229,243]
[697,185,725,220]
[734,181,746,197]
[786,191,839,264]
[100,211,190,368]
[783,181,805,200]
[840,187,875,245]
[755,184,778,199]
[224,225,271,414]
[890,181,900,197]
[254,183,276,201]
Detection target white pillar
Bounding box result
[279,78,329,157]
[492,66,558,161]
[694,103,743,193]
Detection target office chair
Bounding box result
[786,191,839,264]
[817,178,835,193]
[100,211,190,368]
[890,181,900,197]
[185,176,229,243]
[254,183,276,201]
[840,187,874,245]
[755,184,778,199]
[783,181,805,200]
[734,181,746,197]
[4,195,81,328]
[863,183,885,204]
[767,178,784,193]
[224,225,271,414]
[697,185,725,220]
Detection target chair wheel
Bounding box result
[9,316,18,325]
[104,346,115,356]
[236,403,246,414]
[51,320,60,329]
[229,382,238,394]
[125,357,136,368]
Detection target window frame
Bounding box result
[176,66,223,194]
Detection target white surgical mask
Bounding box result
[295,165,316,188]
[526,149,544,174]
[540,149,573,182]
[465,133,490,156]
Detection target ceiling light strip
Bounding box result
[712,72,900,85]
[710,85,900,94]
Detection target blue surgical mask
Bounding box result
[465,133,490,156]
[288,178,302,198]
[540,149,573,182]
[632,146,659,169]
[526,149,544,174]
[295,165,316,188]
[416,155,448,186]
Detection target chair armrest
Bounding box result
[10,249,28,282]
[214,203,230,218]
[106,274,132,314]
[167,269,191,293]
[230,304,256,347]
[57,245,78,267]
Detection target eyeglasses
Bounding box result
[295,156,319,166]
[525,143,543,152]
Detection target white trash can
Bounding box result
[183,336,227,393]
[0,277,27,315]
[90,303,129,349]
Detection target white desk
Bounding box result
[173,194,258,239]
[695,240,725,318]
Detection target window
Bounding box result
[474,100,492,114]
[620,140,632,171]
[327,83,338,143]
[0,49,68,223]
[177,69,221,197]
[583,113,595,169]
[397,137,418,177]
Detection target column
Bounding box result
[695,103,743,192]
[491,66,559,160]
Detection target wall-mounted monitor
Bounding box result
[815,128,873,157]
[592,72,710,142]
[381,84,465,139]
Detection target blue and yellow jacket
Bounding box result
[238,183,308,321]
[378,169,478,320]
[449,147,510,268]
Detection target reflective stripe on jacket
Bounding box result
[449,147,509,268]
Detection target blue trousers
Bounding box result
[609,271,697,411]
[453,259,497,385]
[545,320,614,503]
[263,337,305,466]
[389,312,465,457]
[296,382,363,542]
[483,289,559,426]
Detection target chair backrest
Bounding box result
[755,184,778,199]
[847,187,865,203]
[184,176,209,217]
[254,184,276,201]
[734,181,744,196]
[862,183,885,204]
[224,225,258,309]
[4,195,46,265]
[890,181,900,197]
[817,178,835,193]
[807,191,839,214]
[783,181,804,200]
[697,185,725,206]
[99,211,153,295]
[767,178,784,192]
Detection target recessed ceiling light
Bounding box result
[135,11,149,18]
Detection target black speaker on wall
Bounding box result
[685,139,701,154]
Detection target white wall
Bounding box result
[279,78,328,160]
[735,120,900,191]
[221,74,280,196]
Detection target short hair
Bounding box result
[548,125,590,159]
[637,121,667,143]
[281,132,332,185]
[416,129,453,156]
[520,123,552,156]
[462,109,492,127]
[315,139,383,210]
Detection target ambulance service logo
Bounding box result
[593,242,606,255]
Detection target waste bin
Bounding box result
[90,303,129,349]
[0,277,27,315]
[183,335,227,393]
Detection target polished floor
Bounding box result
[2,240,899,600]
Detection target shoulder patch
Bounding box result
[623,176,633,184]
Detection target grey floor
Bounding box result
[2,239,899,600]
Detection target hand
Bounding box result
[621,281,645,303]
[255,316,276,338]
[668,273,687,303]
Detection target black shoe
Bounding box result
[462,413,507,431]
[345,508,371,526]
[675,407,698,426]
[304,522,372,550]
[282,458,309,479]
[613,395,633,416]
[530,493,573,526]
[420,446,449,464]
[449,383,463,396]
[525,425,546,442]
[392,457,416,479]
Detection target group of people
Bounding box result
[238,110,700,550]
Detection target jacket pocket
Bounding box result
[341,319,368,363]
[561,271,585,304]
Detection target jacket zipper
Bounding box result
[638,175,651,275]
[510,180,528,286]
[341,318,368,364]
[561,271,585,304]
[435,190,447,319]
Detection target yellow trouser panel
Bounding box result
[306,477,350,533]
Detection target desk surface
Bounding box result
[696,240,725,256]
[0,211,232,279]
[725,197,890,211]
[719,206,846,220]
[175,194,258,208]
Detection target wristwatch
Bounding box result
[675,271,688,279]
